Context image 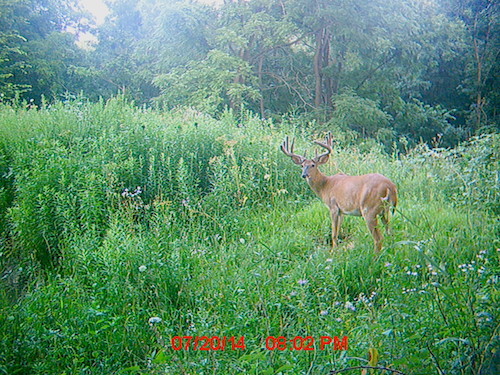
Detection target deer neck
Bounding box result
[305,168,329,198]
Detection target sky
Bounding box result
[81,0,110,24]
[77,0,223,44]
[80,0,224,25]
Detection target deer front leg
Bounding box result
[329,207,342,249]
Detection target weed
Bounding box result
[0,98,498,374]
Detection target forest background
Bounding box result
[1,0,500,146]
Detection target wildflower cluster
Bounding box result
[344,301,355,311]
[426,263,438,276]
[148,317,162,325]
[402,287,418,294]
[122,186,143,198]
[356,291,377,307]
[458,250,489,277]
[297,279,308,286]
[121,186,147,212]
[487,275,498,284]
[458,262,475,272]
[405,264,420,277]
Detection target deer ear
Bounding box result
[291,155,304,165]
[316,154,329,165]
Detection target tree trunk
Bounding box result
[473,10,483,128]
[314,29,324,108]
[314,28,331,109]
[322,32,332,109]
[258,55,265,119]
[229,35,255,113]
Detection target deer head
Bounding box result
[280,132,332,180]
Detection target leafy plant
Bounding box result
[0,99,499,374]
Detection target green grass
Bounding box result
[1,98,499,374]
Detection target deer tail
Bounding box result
[381,187,397,214]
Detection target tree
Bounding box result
[82,0,158,104]
[463,0,500,130]
[150,0,296,115]
[0,0,91,102]
[436,0,500,132]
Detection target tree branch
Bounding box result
[250,32,312,64]
[355,51,397,91]
[262,70,314,109]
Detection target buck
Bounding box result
[281,132,397,253]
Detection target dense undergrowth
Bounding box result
[0,97,499,374]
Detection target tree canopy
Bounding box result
[1,0,499,147]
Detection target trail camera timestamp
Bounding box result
[264,336,347,351]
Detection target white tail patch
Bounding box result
[381,189,390,202]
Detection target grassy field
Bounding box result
[0,97,499,374]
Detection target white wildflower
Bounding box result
[148,317,162,325]
[345,301,355,311]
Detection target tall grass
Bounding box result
[0,97,499,374]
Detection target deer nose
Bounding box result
[301,166,308,178]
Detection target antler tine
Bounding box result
[312,131,332,162]
[281,135,306,165]
[326,131,332,148]
[281,135,291,156]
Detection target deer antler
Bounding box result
[280,130,397,254]
[312,132,332,163]
[281,136,306,165]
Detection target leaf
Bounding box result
[368,347,379,375]
[275,364,294,372]
[119,365,140,373]
[392,358,408,366]
[238,351,266,362]
[152,349,167,364]
[368,347,379,366]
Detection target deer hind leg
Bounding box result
[362,210,383,253]
[380,209,390,235]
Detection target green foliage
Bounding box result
[0,0,90,103]
[3,0,500,143]
[391,97,460,146]
[137,0,485,144]
[0,97,303,268]
[154,50,260,114]
[0,100,499,374]
[329,89,392,139]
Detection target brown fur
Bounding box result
[281,133,397,253]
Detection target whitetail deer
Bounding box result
[281,132,397,253]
